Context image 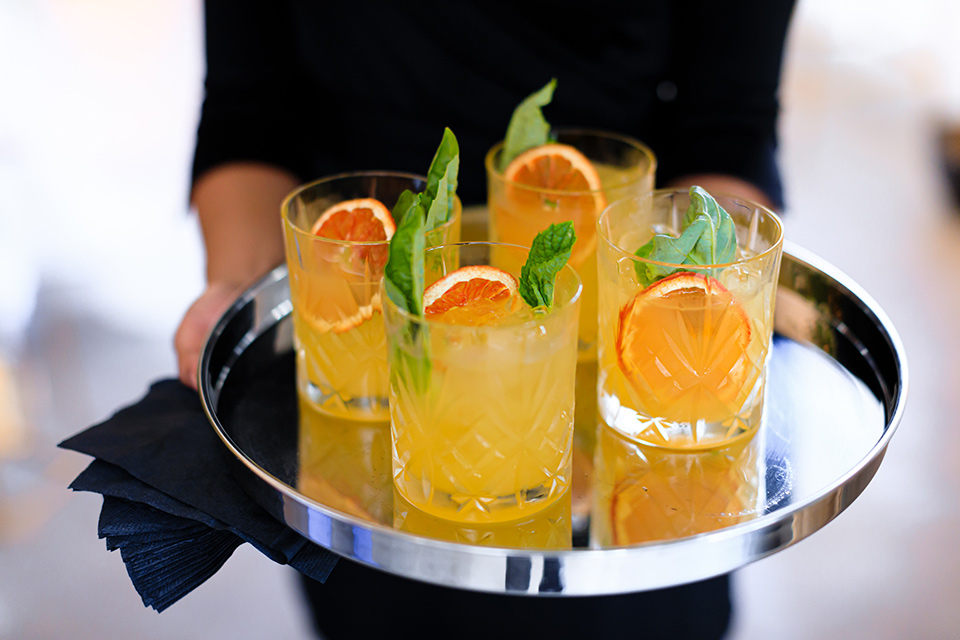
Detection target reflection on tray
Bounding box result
[394,489,572,549]
[297,398,572,549]
[297,392,574,548]
[293,372,769,549]
[291,335,885,551]
[591,422,764,547]
[297,397,392,526]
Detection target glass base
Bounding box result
[598,389,761,451]
[392,475,570,525]
[597,366,766,450]
[393,489,573,547]
[300,381,389,423]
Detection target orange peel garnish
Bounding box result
[503,144,605,263]
[311,198,396,241]
[423,266,518,314]
[616,272,752,423]
[421,266,526,326]
[303,292,381,334]
[299,198,395,333]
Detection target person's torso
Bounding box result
[287,1,673,203]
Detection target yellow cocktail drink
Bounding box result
[290,268,390,419]
[597,188,783,449]
[282,172,460,421]
[486,130,655,360]
[384,242,582,523]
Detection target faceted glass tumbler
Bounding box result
[282,172,461,421]
[384,242,581,523]
[597,189,783,450]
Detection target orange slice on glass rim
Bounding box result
[423,265,522,326]
[302,198,396,333]
[311,197,396,241]
[616,272,752,424]
[503,143,606,264]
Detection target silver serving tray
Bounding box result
[199,241,907,596]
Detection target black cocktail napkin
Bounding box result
[59,379,338,612]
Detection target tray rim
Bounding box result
[198,241,908,595]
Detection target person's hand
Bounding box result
[174,282,246,389]
[177,163,299,390]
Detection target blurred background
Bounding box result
[1,1,958,638]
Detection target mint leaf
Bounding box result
[519,221,576,309]
[384,196,426,315]
[424,155,459,234]
[385,194,431,395]
[633,219,708,286]
[384,128,464,395]
[390,332,431,397]
[683,186,737,266]
[391,189,417,226]
[499,78,556,172]
[634,186,739,287]
[386,128,462,310]
[422,127,459,216]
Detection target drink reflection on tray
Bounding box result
[295,386,767,549]
[297,393,573,548]
[394,489,572,550]
[591,422,764,547]
[297,397,393,526]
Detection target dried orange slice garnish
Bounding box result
[616,272,752,424]
[312,197,396,275]
[504,144,604,195]
[423,265,523,326]
[311,198,396,241]
[299,198,395,333]
[503,144,606,264]
[301,289,381,334]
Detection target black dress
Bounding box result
[192,2,795,638]
[193,0,794,208]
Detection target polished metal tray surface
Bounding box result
[199,241,907,596]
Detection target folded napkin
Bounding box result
[59,379,338,612]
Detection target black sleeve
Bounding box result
[191,0,311,186]
[653,0,796,208]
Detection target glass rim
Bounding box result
[281,170,460,247]
[381,241,584,331]
[484,128,657,197]
[598,188,785,270]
